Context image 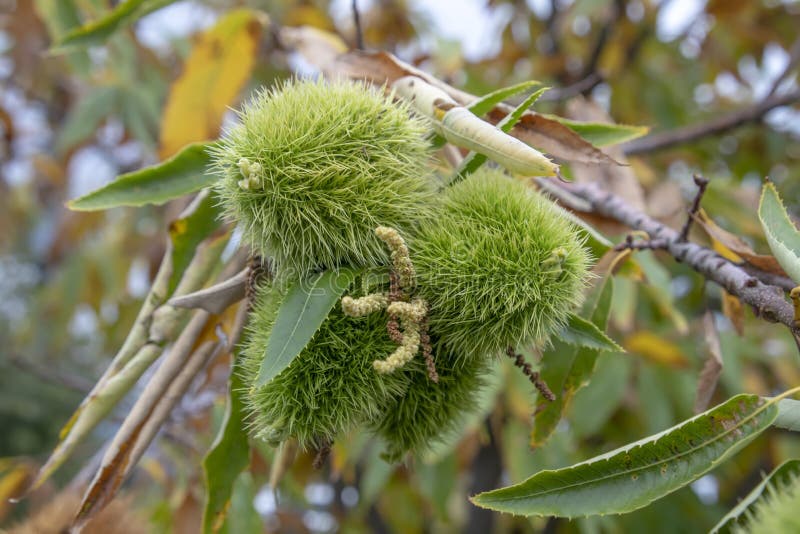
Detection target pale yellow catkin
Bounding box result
[372,299,427,373]
[373,325,421,374]
[375,226,415,288]
[342,293,389,317]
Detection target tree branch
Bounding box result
[623,88,800,155]
[563,181,798,332]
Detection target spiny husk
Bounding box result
[733,475,800,534]
[411,168,592,360]
[212,78,436,281]
[372,347,490,461]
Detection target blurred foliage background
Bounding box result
[1,0,799,532]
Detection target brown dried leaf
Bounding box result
[695,209,788,275]
[168,268,247,314]
[278,26,348,78]
[694,311,724,413]
[288,47,621,166]
[71,312,214,531]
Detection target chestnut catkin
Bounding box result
[212,79,436,281]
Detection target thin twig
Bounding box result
[9,355,94,394]
[580,0,624,92]
[623,89,800,155]
[563,181,798,333]
[614,234,669,252]
[352,0,364,50]
[741,264,798,293]
[677,174,710,242]
[540,72,602,102]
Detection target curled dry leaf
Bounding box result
[695,209,788,276]
[694,311,723,413]
[277,39,622,167]
[168,268,248,314]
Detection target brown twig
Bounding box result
[312,439,332,470]
[614,234,669,252]
[505,347,555,401]
[579,0,624,93]
[741,264,798,293]
[623,88,800,155]
[419,316,438,383]
[386,270,404,343]
[563,181,798,333]
[352,0,364,51]
[677,174,710,242]
[540,72,603,102]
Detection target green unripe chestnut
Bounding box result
[211,78,437,281]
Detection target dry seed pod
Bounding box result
[392,76,558,177]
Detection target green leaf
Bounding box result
[559,313,622,352]
[543,115,649,147]
[711,459,800,534]
[202,362,251,534]
[774,398,800,432]
[33,0,91,73]
[530,275,615,448]
[453,87,548,181]
[474,394,778,517]
[56,86,119,154]
[255,269,359,388]
[468,80,541,117]
[168,191,224,297]
[758,182,800,283]
[565,276,616,391]
[52,0,176,52]
[68,141,217,211]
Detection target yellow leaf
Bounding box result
[624,332,689,368]
[721,289,745,336]
[159,9,263,158]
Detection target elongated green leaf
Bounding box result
[565,276,615,391]
[168,191,224,296]
[542,115,649,147]
[711,459,800,534]
[530,275,614,447]
[774,398,800,432]
[497,88,549,132]
[33,0,91,73]
[52,0,176,52]
[468,80,541,117]
[68,141,217,211]
[202,362,250,534]
[473,394,778,517]
[255,269,358,387]
[56,85,119,154]
[758,182,800,283]
[559,313,622,352]
[453,87,548,181]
